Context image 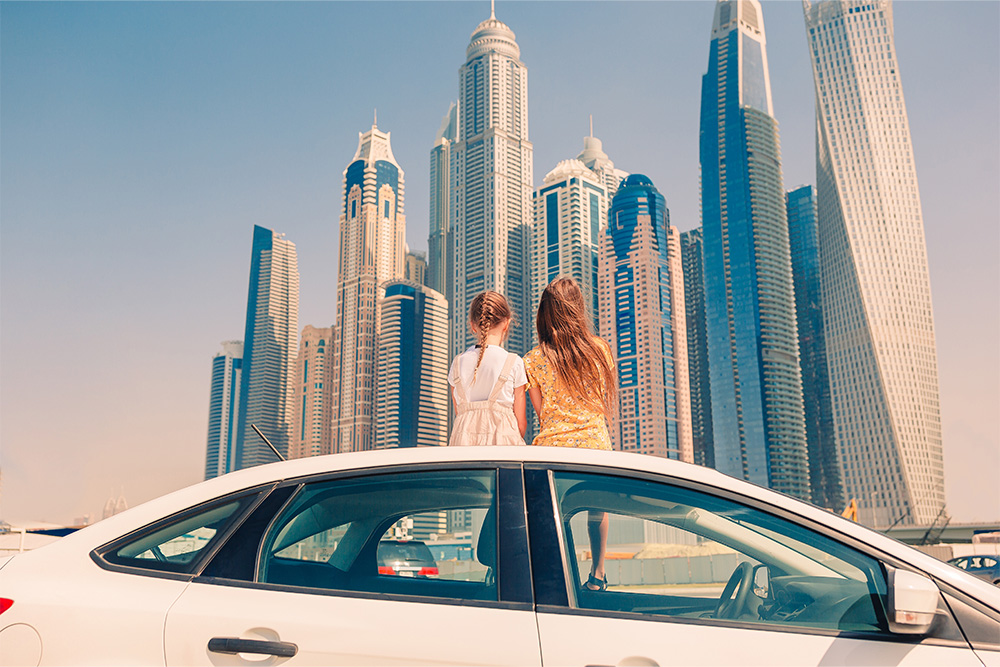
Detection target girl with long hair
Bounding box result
[447,291,527,446]
[524,277,617,590]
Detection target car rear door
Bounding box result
[524,466,983,667]
[164,465,541,665]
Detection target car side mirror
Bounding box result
[887,568,940,635]
[752,564,770,600]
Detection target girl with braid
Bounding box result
[447,291,527,446]
[524,277,617,590]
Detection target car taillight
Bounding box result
[0,599,12,615]
[378,566,395,575]
[418,567,439,577]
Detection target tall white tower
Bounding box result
[332,122,406,453]
[804,0,945,526]
[451,5,533,356]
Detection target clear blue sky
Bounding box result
[2,1,997,524]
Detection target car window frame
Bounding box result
[91,482,277,581]
[195,462,534,612]
[523,463,970,647]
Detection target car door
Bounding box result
[523,466,983,667]
[164,465,541,666]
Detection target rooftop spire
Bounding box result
[589,115,593,138]
[490,0,495,19]
[373,108,377,128]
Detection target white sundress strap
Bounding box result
[487,353,518,404]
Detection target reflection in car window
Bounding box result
[259,469,497,601]
[104,498,251,573]
[552,472,888,634]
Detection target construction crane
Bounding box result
[841,499,859,522]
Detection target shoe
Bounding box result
[584,573,608,591]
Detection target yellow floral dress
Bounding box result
[523,339,614,450]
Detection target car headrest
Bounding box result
[476,505,496,568]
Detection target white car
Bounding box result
[1,446,998,666]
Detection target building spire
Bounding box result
[490,0,495,19]
[373,108,377,129]
[589,114,594,138]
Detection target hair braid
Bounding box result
[469,291,514,386]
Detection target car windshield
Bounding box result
[378,541,433,563]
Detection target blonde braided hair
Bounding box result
[469,291,514,385]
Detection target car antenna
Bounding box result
[251,424,286,462]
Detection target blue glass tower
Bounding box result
[787,186,842,509]
[233,225,299,469]
[680,228,714,469]
[599,175,692,460]
[205,341,242,479]
[699,0,810,499]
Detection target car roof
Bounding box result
[33,446,1000,609]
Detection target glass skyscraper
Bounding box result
[333,122,406,454]
[532,158,608,335]
[804,0,945,526]
[680,228,714,469]
[428,102,457,302]
[234,225,299,469]
[699,0,810,499]
[451,7,533,356]
[289,325,334,460]
[599,175,692,461]
[787,186,842,510]
[204,340,242,479]
[375,282,450,449]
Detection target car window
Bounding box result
[102,496,255,574]
[258,469,497,602]
[551,471,889,634]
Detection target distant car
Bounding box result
[1,446,999,666]
[377,539,438,577]
[949,555,1000,585]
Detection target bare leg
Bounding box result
[586,510,609,589]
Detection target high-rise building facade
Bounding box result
[451,7,533,356]
[599,174,692,462]
[531,159,607,334]
[375,281,450,449]
[428,102,458,302]
[699,0,810,499]
[332,123,406,454]
[804,0,945,525]
[204,340,243,479]
[289,325,334,460]
[787,186,843,510]
[576,130,629,201]
[404,249,427,287]
[679,228,714,469]
[234,225,299,469]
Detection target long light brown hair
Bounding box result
[535,278,616,419]
[469,291,514,384]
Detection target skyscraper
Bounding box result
[787,186,842,510]
[289,325,334,460]
[531,159,607,333]
[680,228,714,469]
[576,126,629,201]
[804,0,945,526]
[699,0,810,499]
[428,102,457,301]
[404,249,427,287]
[375,281,450,449]
[599,174,692,461]
[204,340,242,479]
[234,225,299,469]
[332,122,406,454]
[451,6,533,356]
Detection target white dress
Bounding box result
[448,347,526,446]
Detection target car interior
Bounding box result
[258,472,498,601]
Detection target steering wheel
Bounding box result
[715,561,754,619]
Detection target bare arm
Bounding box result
[514,385,527,438]
[528,385,543,427]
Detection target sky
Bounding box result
[1,1,997,526]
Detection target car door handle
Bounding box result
[208,637,298,658]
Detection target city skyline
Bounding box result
[1,1,996,525]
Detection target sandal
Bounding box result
[584,573,608,591]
